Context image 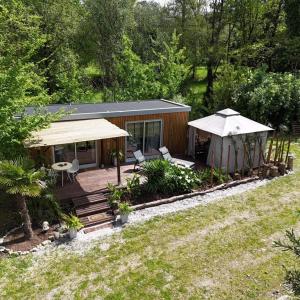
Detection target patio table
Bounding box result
[52,162,72,187]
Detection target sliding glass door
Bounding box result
[53,141,97,168]
[126,120,162,160]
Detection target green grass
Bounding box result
[186,66,207,97]
[1,143,300,299]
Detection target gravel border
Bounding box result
[33,173,293,256]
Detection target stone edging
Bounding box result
[131,176,260,211]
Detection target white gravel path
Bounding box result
[35,174,292,256]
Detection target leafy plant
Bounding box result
[126,174,141,199]
[110,150,124,161]
[107,183,124,208]
[274,229,300,295]
[62,214,83,230]
[199,168,227,185]
[143,159,201,195]
[0,157,45,239]
[118,202,133,215]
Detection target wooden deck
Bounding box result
[55,164,136,201]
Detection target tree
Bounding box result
[284,0,300,37]
[156,31,190,98]
[0,158,45,239]
[80,0,135,85]
[275,229,300,296]
[0,0,59,159]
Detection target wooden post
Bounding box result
[219,138,223,182]
[116,137,121,185]
[266,133,274,163]
[285,136,291,164]
[258,138,262,175]
[210,150,215,186]
[242,143,246,178]
[226,144,231,180]
[274,135,279,164]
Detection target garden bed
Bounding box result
[1,226,57,252]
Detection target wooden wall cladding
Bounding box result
[101,112,189,165]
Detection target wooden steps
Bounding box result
[79,213,114,228]
[72,192,114,228]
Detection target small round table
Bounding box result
[52,162,72,187]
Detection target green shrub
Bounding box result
[126,174,141,199]
[107,183,124,208]
[27,191,62,226]
[62,214,83,230]
[143,159,201,195]
[199,168,227,185]
[118,202,133,215]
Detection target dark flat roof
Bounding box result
[26,99,191,121]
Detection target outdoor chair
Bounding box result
[159,146,195,169]
[67,159,80,182]
[133,150,146,171]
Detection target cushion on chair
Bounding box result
[133,150,145,164]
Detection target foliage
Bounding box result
[284,0,300,37]
[274,229,300,295]
[0,157,45,238]
[108,32,189,101]
[0,158,45,198]
[213,66,300,129]
[126,174,141,200]
[199,168,227,185]
[143,159,201,195]
[107,183,124,208]
[80,0,135,84]
[0,1,61,159]
[155,31,190,98]
[118,202,133,215]
[27,192,62,226]
[110,150,124,161]
[62,213,83,230]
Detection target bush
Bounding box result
[107,183,124,208]
[199,168,227,185]
[62,214,83,230]
[126,174,141,199]
[118,202,133,215]
[143,159,201,195]
[27,191,62,227]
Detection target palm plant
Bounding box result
[0,158,45,239]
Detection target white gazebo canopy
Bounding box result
[188,108,273,137]
[25,119,129,148]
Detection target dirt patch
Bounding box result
[2,226,57,252]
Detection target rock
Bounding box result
[0,238,4,245]
[48,235,55,242]
[31,247,38,253]
[277,295,291,300]
[0,246,6,252]
[41,240,51,246]
[53,231,60,240]
[22,251,29,255]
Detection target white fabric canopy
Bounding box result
[25,119,129,148]
[188,108,273,137]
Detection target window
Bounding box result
[53,141,97,168]
[126,120,162,160]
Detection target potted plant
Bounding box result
[110,150,124,167]
[107,183,123,211]
[118,202,133,224]
[62,214,83,239]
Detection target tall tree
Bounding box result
[284,0,300,37]
[80,0,135,86]
[0,0,58,159]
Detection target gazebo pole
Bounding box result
[116,137,121,185]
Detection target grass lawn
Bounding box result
[1,143,300,299]
[186,66,207,97]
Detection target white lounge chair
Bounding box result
[133,150,146,171]
[159,146,195,168]
[67,159,79,181]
